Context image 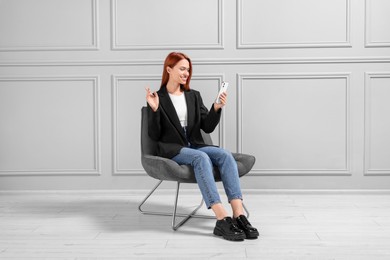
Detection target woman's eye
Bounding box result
[179,67,189,72]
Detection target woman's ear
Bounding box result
[166,66,171,74]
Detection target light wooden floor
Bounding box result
[1,188,390,259]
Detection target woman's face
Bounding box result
[167,59,190,86]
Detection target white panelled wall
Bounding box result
[0,0,390,190]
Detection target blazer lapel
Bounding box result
[158,86,187,141]
[185,90,196,136]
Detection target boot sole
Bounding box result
[244,231,259,239]
[213,227,245,241]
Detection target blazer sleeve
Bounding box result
[198,92,221,133]
[147,103,161,141]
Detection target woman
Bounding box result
[145,52,259,241]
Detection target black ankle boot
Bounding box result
[235,215,259,239]
[213,217,245,241]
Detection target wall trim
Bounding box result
[2,189,390,194]
[1,57,390,67]
[237,73,351,176]
[0,0,99,51]
[365,0,390,48]
[110,0,223,50]
[1,189,390,194]
[0,75,101,176]
[111,74,225,175]
[191,74,226,148]
[111,74,160,176]
[237,0,351,49]
[364,72,390,175]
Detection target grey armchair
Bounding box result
[138,106,256,230]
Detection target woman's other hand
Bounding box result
[214,92,227,112]
[145,86,159,112]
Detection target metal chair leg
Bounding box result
[243,202,250,218]
[138,180,251,230]
[138,180,214,231]
[171,182,209,230]
[138,180,164,215]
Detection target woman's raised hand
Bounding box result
[214,92,227,112]
[145,86,159,112]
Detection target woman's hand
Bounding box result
[214,92,227,112]
[145,86,159,112]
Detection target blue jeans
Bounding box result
[171,145,242,209]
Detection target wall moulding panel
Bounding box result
[2,57,390,68]
[0,0,99,51]
[112,74,225,175]
[364,72,390,175]
[0,76,101,175]
[190,74,225,148]
[111,0,223,50]
[365,0,390,47]
[237,73,351,176]
[111,75,161,175]
[237,0,351,49]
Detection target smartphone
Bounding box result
[216,82,228,104]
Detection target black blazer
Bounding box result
[147,85,221,159]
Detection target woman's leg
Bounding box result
[196,147,259,239]
[171,148,224,213]
[196,146,243,214]
[230,199,245,218]
[172,147,246,241]
[210,203,229,220]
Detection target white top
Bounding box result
[168,92,188,127]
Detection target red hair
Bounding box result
[160,52,192,91]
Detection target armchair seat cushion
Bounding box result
[142,153,255,184]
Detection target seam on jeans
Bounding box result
[193,154,214,208]
[218,151,242,202]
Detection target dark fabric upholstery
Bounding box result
[141,107,255,183]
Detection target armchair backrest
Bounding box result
[141,107,158,156]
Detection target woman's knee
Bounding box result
[192,150,212,166]
[220,148,234,161]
